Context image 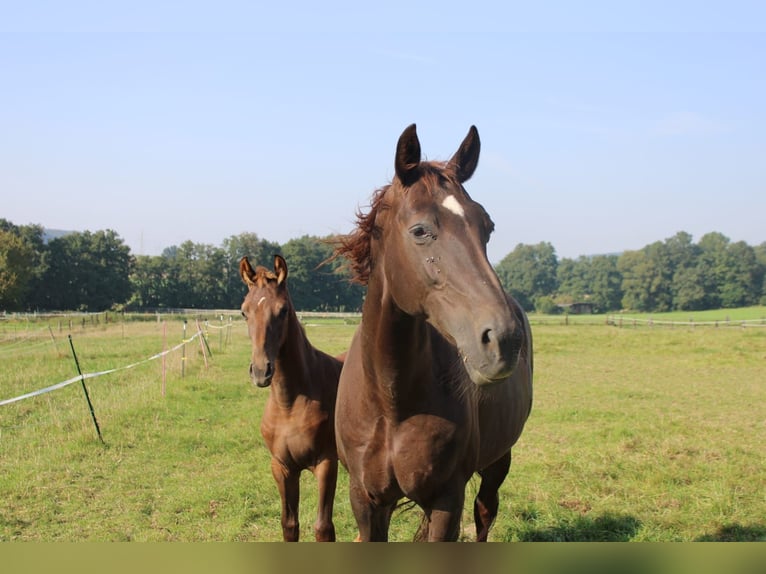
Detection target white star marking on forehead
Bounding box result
[441,195,465,218]
[257,296,266,307]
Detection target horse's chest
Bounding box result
[260,401,330,466]
[388,415,471,495]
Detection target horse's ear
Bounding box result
[448,125,480,183]
[395,123,421,186]
[274,254,288,286]
[239,256,257,287]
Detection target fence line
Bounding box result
[0,328,204,408]
[0,324,51,346]
[606,316,766,328]
[0,338,55,356]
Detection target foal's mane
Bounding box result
[250,266,279,288]
[333,161,464,285]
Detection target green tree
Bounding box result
[588,254,623,312]
[0,220,48,310]
[495,242,558,311]
[618,248,657,312]
[718,241,760,308]
[666,231,703,310]
[557,255,622,312]
[672,265,708,311]
[556,257,589,303]
[0,229,35,310]
[41,230,133,311]
[694,232,760,309]
[618,241,674,312]
[129,255,171,308]
[280,235,364,311]
[755,242,766,305]
[695,232,729,309]
[162,241,217,309]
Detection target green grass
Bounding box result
[1,315,764,541]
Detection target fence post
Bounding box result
[182,321,187,378]
[196,319,209,369]
[162,321,167,396]
[47,325,59,355]
[67,335,104,444]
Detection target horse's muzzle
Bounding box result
[464,322,522,386]
[250,361,274,388]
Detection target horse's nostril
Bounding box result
[481,328,492,345]
[265,362,274,379]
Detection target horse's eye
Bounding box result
[241,311,246,318]
[410,224,435,244]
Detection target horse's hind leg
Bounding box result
[313,457,337,542]
[271,458,300,541]
[474,451,511,542]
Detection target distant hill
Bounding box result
[42,229,75,243]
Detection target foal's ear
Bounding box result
[448,125,480,183]
[273,254,288,285]
[239,256,257,287]
[395,123,421,186]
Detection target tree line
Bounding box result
[495,231,766,313]
[0,219,363,313]
[2,220,764,313]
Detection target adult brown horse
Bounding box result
[333,124,533,541]
[239,254,343,542]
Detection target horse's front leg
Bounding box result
[425,481,467,541]
[474,451,511,541]
[271,457,300,541]
[312,457,338,541]
[348,476,393,541]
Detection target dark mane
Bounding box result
[334,161,463,285]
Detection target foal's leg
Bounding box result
[271,458,300,541]
[474,451,511,542]
[312,457,337,542]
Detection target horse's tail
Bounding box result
[390,499,428,542]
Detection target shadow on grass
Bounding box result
[504,512,642,542]
[695,523,766,542]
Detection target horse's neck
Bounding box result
[360,282,433,399]
[271,309,312,406]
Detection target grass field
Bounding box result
[1,310,765,542]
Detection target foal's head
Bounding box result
[338,124,524,385]
[239,254,292,388]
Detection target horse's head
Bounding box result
[239,254,292,388]
[370,124,523,385]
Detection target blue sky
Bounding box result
[2,1,764,264]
